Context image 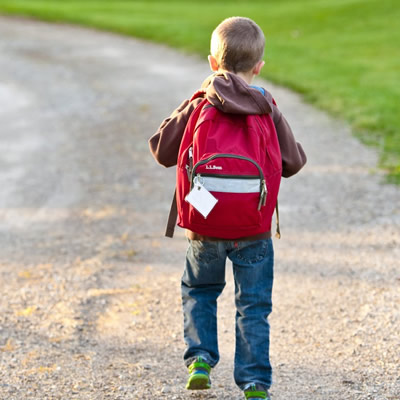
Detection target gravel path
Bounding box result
[0,17,399,400]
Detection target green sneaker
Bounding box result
[185,357,211,390]
[244,383,270,399]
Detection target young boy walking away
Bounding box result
[149,17,306,400]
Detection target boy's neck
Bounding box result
[236,71,255,85]
[219,69,254,85]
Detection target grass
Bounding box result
[0,0,399,182]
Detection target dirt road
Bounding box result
[0,17,399,400]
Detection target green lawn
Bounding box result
[1,0,399,182]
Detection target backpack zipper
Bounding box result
[199,173,259,179]
[191,154,267,210]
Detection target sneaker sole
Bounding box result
[186,374,211,390]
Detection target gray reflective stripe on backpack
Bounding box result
[199,176,261,193]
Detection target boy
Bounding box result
[149,17,306,400]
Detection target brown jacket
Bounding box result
[149,72,307,240]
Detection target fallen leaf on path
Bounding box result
[16,306,37,317]
[18,270,33,279]
[1,338,15,352]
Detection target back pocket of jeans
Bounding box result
[236,240,270,264]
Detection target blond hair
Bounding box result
[211,17,265,73]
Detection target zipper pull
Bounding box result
[258,180,267,210]
[187,146,194,182]
[186,165,190,180]
[262,180,267,206]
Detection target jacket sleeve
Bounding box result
[272,106,307,178]
[148,98,201,167]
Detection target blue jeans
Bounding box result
[181,238,274,390]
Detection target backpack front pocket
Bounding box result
[186,154,268,236]
[188,173,263,230]
[188,189,262,230]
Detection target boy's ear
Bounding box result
[208,55,219,72]
[253,60,265,76]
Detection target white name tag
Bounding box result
[185,181,218,218]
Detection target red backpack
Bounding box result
[169,92,282,239]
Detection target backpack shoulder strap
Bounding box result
[190,89,206,101]
[165,189,178,238]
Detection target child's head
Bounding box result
[209,17,265,76]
